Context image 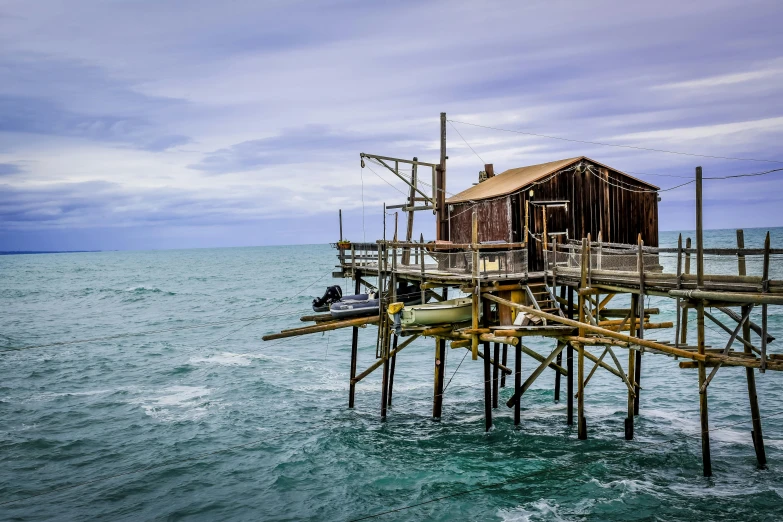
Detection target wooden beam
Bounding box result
[351,334,419,384]
[482,293,709,361]
[506,342,566,407]
[263,315,380,341]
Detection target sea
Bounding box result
[1,228,782,521]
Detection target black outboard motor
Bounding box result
[312,285,343,312]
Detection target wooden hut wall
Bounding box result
[449,198,512,244]
[524,161,659,271]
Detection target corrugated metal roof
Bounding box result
[445,156,659,204]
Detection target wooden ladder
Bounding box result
[524,283,566,326]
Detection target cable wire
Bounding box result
[448,119,783,164]
[448,120,486,166]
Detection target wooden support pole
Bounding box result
[577,341,587,439]
[437,112,448,241]
[387,334,398,407]
[738,229,767,468]
[578,238,587,439]
[626,294,637,440]
[348,276,361,408]
[501,343,508,388]
[380,330,391,421]
[696,165,712,477]
[567,287,574,426]
[675,233,683,347]
[554,284,565,402]
[492,342,500,409]
[681,237,692,344]
[471,211,479,360]
[483,300,492,431]
[507,342,566,406]
[761,231,770,372]
[514,342,522,427]
[635,235,644,416]
[433,337,447,419]
[401,157,417,266]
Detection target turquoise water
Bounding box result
[1,229,782,521]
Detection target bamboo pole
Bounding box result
[634,236,645,415]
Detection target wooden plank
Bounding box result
[263,315,379,341]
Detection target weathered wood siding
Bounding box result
[448,160,659,272]
[449,198,512,244]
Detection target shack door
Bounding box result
[529,201,569,272]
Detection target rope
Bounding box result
[447,119,783,164]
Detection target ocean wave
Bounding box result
[133,385,217,422]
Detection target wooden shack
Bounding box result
[445,156,660,272]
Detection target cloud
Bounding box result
[0,0,782,250]
[0,163,22,175]
[188,125,409,174]
[0,55,191,151]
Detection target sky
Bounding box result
[1,0,782,251]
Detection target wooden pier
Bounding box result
[262,113,780,476]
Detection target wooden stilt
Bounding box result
[626,294,637,440]
[680,237,692,344]
[492,342,500,408]
[555,284,566,402]
[577,238,588,439]
[483,340,492,431]
[514,342,522,427]
[380,330,390,421]
[387,335,398,407]
[737,229,767,468]
[483,300,492,431]
[500,344,508,388]
[696,166,712,477]
[433,338,446,419]
[348,274,361,408]
[567,287,574,426]
[554,350,563,403]
[634,237,644,416]
[577,342,587,439]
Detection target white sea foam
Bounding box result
[134,385,215,422]
[498,499,567,522]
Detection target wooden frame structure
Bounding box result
[262,115,780,477]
